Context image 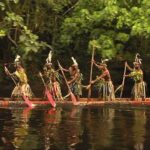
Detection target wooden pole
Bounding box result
[120,62,127,98]
[57,61,77,105]
[39,72,56,107]
[88,46,95,98]
[39,72,46,86]
[4,66,17,85]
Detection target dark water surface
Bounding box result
[0,106,150,150]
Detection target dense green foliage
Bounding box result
[60,0,150,58]
[0,0,150,60]
[0,0,150,96]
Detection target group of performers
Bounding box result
[4,52,146,102]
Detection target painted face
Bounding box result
[99,65,105,70]
[14,62,21,68]
[71,65,78,70]
[16,65,22,71]
[135,66,140,69]
[46,63,52,69]
[134,63,140,69]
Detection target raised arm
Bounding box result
[61,67,69,72]
[125,62,133,71]
[93,60,100,68]
[4,66,13,76]
[91,71,107,84]
[68,72,78,84]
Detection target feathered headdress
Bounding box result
[133,53,142,65]
[100,58,109,66]
[71,57,78,66]
[14,55,21,62]
[14,54,21,66]
[46,51,52,64]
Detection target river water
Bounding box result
[0,106,150,150]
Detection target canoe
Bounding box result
[0,98,150,108]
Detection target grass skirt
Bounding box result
[11,83,33,98]
[96,80,115,101]
[70,82,82,96]
[132,81,146,100]
[47,81,63,100]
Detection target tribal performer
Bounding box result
[87,59,115,101]
[5,55,33,99]
[43,51,63,101]
[62,57,83,101]
[125,54,146,101]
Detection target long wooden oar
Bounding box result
[4,66,17,85]
[57,61,77,105]
[4,66,34,108]
[39,72,56,107]
[120,62,127,98]
[88,46,95,98]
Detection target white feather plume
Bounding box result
[71,57,78,66]
[101,59,109,63]
[135,53,142,64]
[138,58,142,64]
[135,53,139,62]
[14,55,21,62]
[46,51,52,63]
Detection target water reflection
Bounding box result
[45,107,83,150]
[11,108,29,149]
[0,107,150,150]
[133,110,146,150]
[0,108,15,150]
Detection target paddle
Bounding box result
[57,61,77,105]
[39,72,56,107]
[88,46,95,98]
[4,66,17,85]
[4,66,34,108]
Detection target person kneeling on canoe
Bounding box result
[43,51,63,101]
[5,55,33,100]
[87,59,115,101]
[61,57,83,101]
[124,53,146,101]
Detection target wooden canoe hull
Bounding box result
[0,98,150,108]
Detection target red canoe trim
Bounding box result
[0,98,150,107]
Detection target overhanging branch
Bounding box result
[7,33,18,48]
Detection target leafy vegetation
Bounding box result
[0,0,149,59]
[60,0,150,58]
[0,0,150,96]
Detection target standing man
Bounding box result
[43,51,63,101]
[5,55,33,99]
[125,54,146,101]
[87,59,115,101]
[62,57,83,101]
